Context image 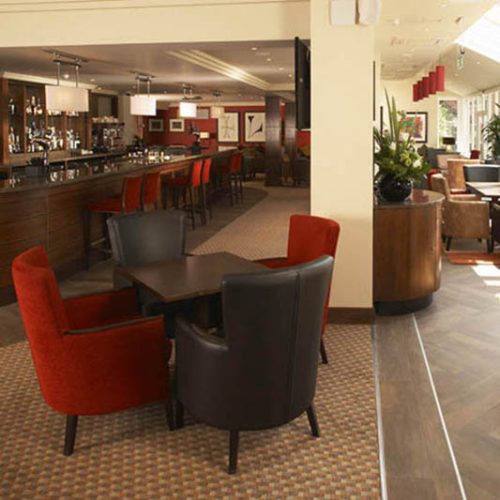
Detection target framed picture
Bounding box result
[218,112,239,143]
[244,111,265,142]
[149,118,164,133]
[196,108,210,119]
[169,119,185,133]
[405,112,428,143]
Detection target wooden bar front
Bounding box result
[374,189,444,315]
[0,150,232,304]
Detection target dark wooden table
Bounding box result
[467,182,500,202]
[118,251,266,303]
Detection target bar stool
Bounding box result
[84,175,142,269]
[166,159,203,230]
[216,153,241,206]
[231,153,244,203]
[142,171,161,211]
[201,157,213,223]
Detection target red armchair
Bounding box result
[12,247,172,456]
[258,214,340,364]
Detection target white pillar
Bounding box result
[311,0,375,309]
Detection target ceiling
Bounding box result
[0,1,498,101]
[0,41,295,103]
[377,0,499,94]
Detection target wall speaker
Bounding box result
[358,0,381,25]
[330,0,357,26]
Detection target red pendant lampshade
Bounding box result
[413,83,419,102]
[423,76,430,98]
[436,65,445,92]
[417,80,424,100]
[429,71,437,95]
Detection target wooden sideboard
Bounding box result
[374,189,444,315]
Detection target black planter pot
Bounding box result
[377,174,412,202]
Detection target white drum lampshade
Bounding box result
[179,101,197,118]
[45,85,89,113]
[210,106,225,119]
[130,95,157,116]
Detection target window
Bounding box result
[438,99,458,149]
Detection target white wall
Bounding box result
[311,1,375,309]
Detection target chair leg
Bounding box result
[165,400,175,431]
[63,415,78,456]
[446,236,452,252]
[83,210,91,270]
[201,185,208,225]
[320,338,328,365]
[306,404,320,438]
[239,174,244,200]
[487,237,494,254]
[228,430,239,474]
[175,400,184,429]
[189,187,196,230]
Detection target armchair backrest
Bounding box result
[463,165,500,182]
[287,214,340,265]
[12,247,69,407]
[221,256,333,429]
[430,173,452,200]
[108,210,186,268]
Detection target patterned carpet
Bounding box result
[0,325,379,498]
[0,182,380,498]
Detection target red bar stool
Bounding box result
[231,153,244,203]
[216,153,241,206]
[142,171,161,211]
[201,157,213,223]
[166,159,203,229]
[84,175,142,269]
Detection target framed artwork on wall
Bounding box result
[169,118,185,132]
[405,112,428,143]
[244,111,266,142]
[218,112,239,143]
[149,118,164,132]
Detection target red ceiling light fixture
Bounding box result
[413,83,419,102]
[417,80,424,101]
[423,76,430,98]
[429,71,437,95]
[436,65,445,92]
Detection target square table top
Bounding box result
[118,252,267,303]
[466,182,500,200]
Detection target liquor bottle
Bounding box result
[74,133,81,150]
[25,99,32,115]
[8,98,16,116]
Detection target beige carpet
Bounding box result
[0,183,380,498]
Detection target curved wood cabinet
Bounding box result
[374,189,444,315]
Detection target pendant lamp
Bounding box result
[423,76,430,98]
[429,71,437,95]
[436,65,445,92]
[130,75,157,117]
[413,83,419,102]
[45,57,89,113]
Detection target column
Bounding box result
[310,0,375,311]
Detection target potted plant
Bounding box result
[483,104,500,164]
[374,93,430,202]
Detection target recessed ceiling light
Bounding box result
[63,73,70,79]
[392,18,400,27]
[288,73,293,78]
[90,78,96,83]
[266,58,272,62]
[279,67,284,71]
[477,61,481,65]
[251,47,258,51]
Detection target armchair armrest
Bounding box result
[254,257,291,269]
[61,315,171,415]
[452,194,480,201]
[64,287,140,330]
[445,200,490,238]
[175,316,229,411]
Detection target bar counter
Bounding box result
[0,148,234,304]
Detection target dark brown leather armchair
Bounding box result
[175,256,334,474]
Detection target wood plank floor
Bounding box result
[415,257,500,500]
[375,315,463,499]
